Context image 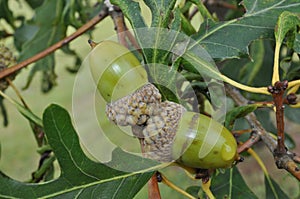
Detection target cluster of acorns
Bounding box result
[88,40,238,169]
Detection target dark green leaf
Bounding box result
[170,7,182,32]
[16,0,66,91]
[211,167,258,199]
[106,0,187,102]
[144,0,176,28]
[106,148,160,172]
[265,176,289,199]
[18,0,66,61]
[225,104,258,130]
[0,104,154,198]
[180,13,196,35]
[239,40,265,85]
[193,0,300,60]
[112,0,178,64]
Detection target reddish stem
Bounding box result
[109,9,128,48]
[125,30,142,52]
[0,7,109,80]
[268,81,288,155]
[109,8,142,52]
[134,129,161,199]
[148,173,162,199]
[237,132,261,154]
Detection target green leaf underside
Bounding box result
[0,104,154,198]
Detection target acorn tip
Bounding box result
[88,39,97,49]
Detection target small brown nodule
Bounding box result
[88,39,98,49]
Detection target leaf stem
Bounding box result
[248,148,269,174]
[287,84,300,94]
[272,42,281,85]
[201,178,215,199]
[221,74,269,94]
[287,79,300,89]
[0,90,43,126]
[237,132,261,154]
[6,77,29,108]
[290,103,300,108]
[109,8,128,48]
[0,7,109,80]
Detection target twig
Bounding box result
[109,6,141,52]
[109,8,128,48]
[0,7,109,80]
[31,151,55,183]
[268,81,288,155]
[237,131,261,154]
[225,84,300,181]
[125,30,141,52]
[6,78,28,108]
[148,173,162,199]
[132,126,162,199]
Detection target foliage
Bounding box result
[0,0,300,198]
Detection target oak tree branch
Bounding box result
[0,7,109,80]
[225,84,300,181]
